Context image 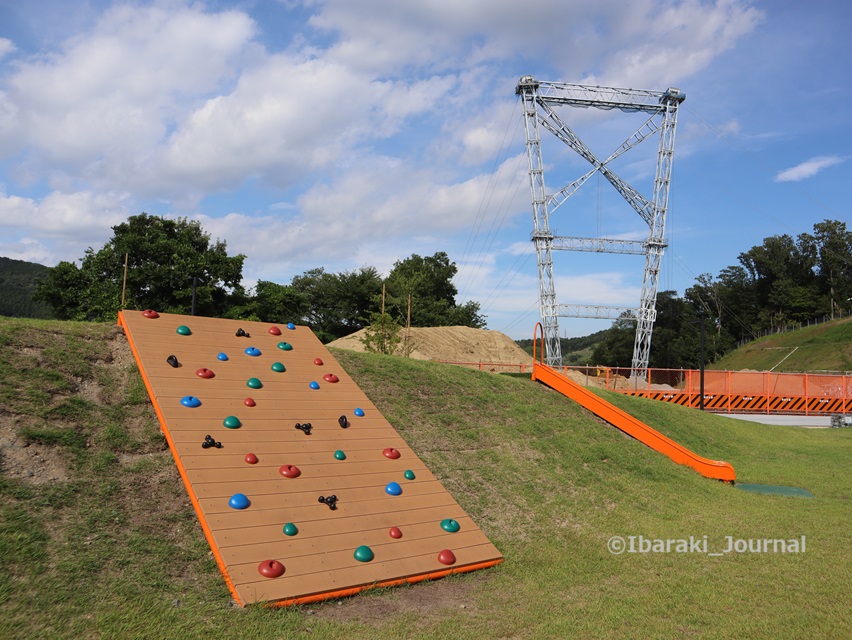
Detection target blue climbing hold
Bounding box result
[354,407,365,417]
[385,482,402,496]
[245,347,262,357]
[217,352,229,361]
[287,322,296,330]
[229,493,250,510]
[309,381,320,390]
[180,396,201,408]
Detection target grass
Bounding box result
[711,317,852,372]
[0,317,850,638]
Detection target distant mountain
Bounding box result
[515,328,610,364]
[0,257,55,319]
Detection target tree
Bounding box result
[34,213,246,321]
[385,252,485,328]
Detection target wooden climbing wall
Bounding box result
[118,311,502,606]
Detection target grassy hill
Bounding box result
[0,257,54,319]
[710,317,852,373]
[0,317,849,639]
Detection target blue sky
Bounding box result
[0,0,849,339]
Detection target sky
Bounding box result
[0,0,849,339]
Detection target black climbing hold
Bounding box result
[166,355,179,368]
[318,495,338,510]
[295,422,312,436]
[235,328,251,338]
[202,434,222,449]
[338,415,349,429]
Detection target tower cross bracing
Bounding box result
[515,76,685,370]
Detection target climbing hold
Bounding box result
[338,415,349,429]
[258,559,284,578]
[141,309,159,319]
[279,465,301,478]
[334,450,346,461]
[440,519,461,533]
[404,469,416,480]
[383,448,401,460]
[217,352,229,361]
[166,354,179,368]
[271,362,286,372]
[195,368,214,379]
[229,493,250,510]
[318,495,338,510]
[353,545,374,562]
[244,453,258,464]
[354,408,365,417]
[245,347,262,357]
[268,326,282,336]
[309,381,320,390]
[176,325,191,336]
[223,416,241,429]
[247,377,262,389]
[313,358,323,366]
[277,341,293,351]
[323,373,339,383]
[388,526,403,539]
[295,423,312,435]
[181,396,201,408]
[385,482,402,496]
[437,549,456,565]
[283,522,299,536]
[287,322,296,330]
[244,397,256,407]
[202,434,222,449]
[235,328,250,338]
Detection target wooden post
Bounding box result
[406,293,411,357]
[121,253,129,308]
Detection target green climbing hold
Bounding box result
[353,545,374,562]
[334,450,346,461]
[176,325,191,335]
[440,518,461,533]
[403,469,416,480]
[271,362,286,372]
[283,523,299,536]
[223,416,241,429]
[277,341,293,351]
[247,377,263,389]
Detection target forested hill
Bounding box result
[0,257,54,319]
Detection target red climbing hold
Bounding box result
[268,326,282,335]
[141,309,159,319]
[314,357,324,366]
[383,447,401,460]
[244,398,256,407]
[258,559,285,578]
[323,373,339,383]
[389,526,403,539]
[438,549,456,565]
[195,368,215,379]
[245,453,258,464]
[279,464,301,478]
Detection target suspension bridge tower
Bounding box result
[516,76,685,370]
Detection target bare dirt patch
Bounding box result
[0,412,71,484]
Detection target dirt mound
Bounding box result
[328,326,532,370]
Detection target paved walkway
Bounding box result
[716,413,833,428]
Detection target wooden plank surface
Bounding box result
[119,310,502,605]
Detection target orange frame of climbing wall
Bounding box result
[118,310,502,606]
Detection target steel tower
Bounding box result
[515,76,685,370]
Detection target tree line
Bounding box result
[31,213,484,343]
[591,219,852,368]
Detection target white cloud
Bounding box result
[774,155,846,182]
[0,38,15,59]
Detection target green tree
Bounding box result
[360,311,403,355]
[385,252,485,328]
[34,213,246,321]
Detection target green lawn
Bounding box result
[0,317,849,639]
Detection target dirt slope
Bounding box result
[328,325,532,370]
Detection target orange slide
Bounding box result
[531,330,735,482]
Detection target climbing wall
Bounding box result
[118,310,502,606]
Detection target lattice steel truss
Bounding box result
[516,76,685,370]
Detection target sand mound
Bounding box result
[328,326,532,371]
